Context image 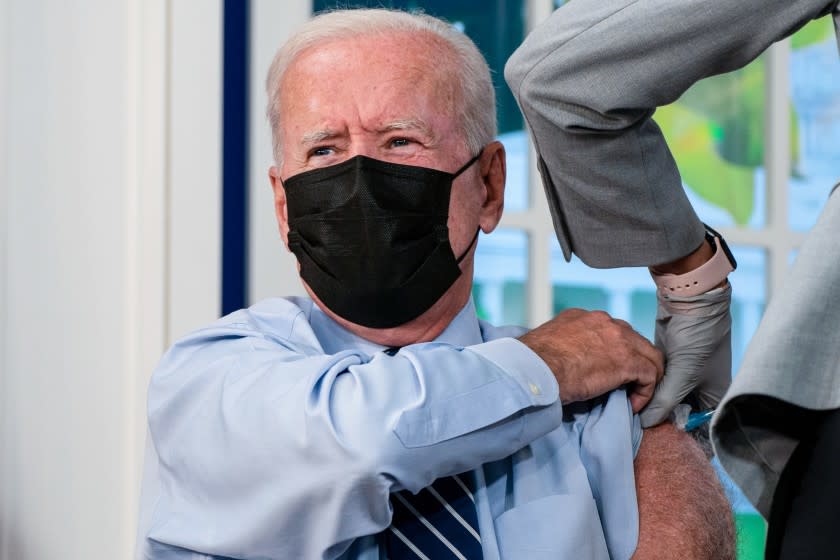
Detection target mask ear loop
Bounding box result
[455,227,481,264]
[452,147,484,178]
[451,147,485,264]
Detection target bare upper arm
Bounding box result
[632,423,735,560]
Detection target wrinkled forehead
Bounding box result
[280,30,461,119]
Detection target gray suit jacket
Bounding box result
[505,0,838,267]
[712,185,840,517]
[506,0,840,516]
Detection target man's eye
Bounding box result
[311,146,334,157]
[390,138,412,148]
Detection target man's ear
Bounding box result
[478,140,506,234]
[269,166,290,248]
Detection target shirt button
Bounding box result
[528,382,541,396]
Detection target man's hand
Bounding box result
[519,309,664,412]
[640,285,732,427]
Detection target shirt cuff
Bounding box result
[467,337,558,407]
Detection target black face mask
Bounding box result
[283,151,482,328]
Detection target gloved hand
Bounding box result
[639,284,732,428]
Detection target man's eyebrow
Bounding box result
[300,129,341,146]
[298,120,434,145]
[377,118,434,136]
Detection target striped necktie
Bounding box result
[384,474,483,560]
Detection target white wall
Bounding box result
[2,2,138,556]
[168,0,223,339]
[0,0,9,549]
[248,0,310,304]
[0,0,222,558]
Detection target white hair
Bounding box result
[265,8,497,164]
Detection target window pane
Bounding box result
[312,0,531,212]
[653,58,768,229]
[549,236,655,327]
[499,130,529,212]
[728,246,766,374]
[473,229,528,326]
[789,15,840,231]
[553,285,608,316]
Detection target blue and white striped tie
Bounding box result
[384,474,483,559]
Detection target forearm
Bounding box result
[146,330,562,557]
[508,0,836,118]
[633,423,735,560]
[505,0,837,267]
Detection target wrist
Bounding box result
[649,225,736,297]
[650,239,714,276]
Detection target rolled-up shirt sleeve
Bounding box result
[146,307,561,559]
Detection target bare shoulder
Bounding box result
[633,423,735,560]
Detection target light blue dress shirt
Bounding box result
[137,297,642,560]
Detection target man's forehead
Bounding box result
[279,34,458,144]
[286,30,454,85]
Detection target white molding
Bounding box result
[247,0,311,305]
[524,145,554,327]
[0,0,213,556]
[1,1,170,556]
[121,0,170,555]
[122,0,143,554]
[527,0,555,32]
[716,226,804,250]
[765,40,792,299]
[0,0,10,556]
[520,0,560,327]
[167,0,223,339]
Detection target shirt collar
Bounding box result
[310,298,483,355]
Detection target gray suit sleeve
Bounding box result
[505,0,838,267]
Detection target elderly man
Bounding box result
[136,8,731,560]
